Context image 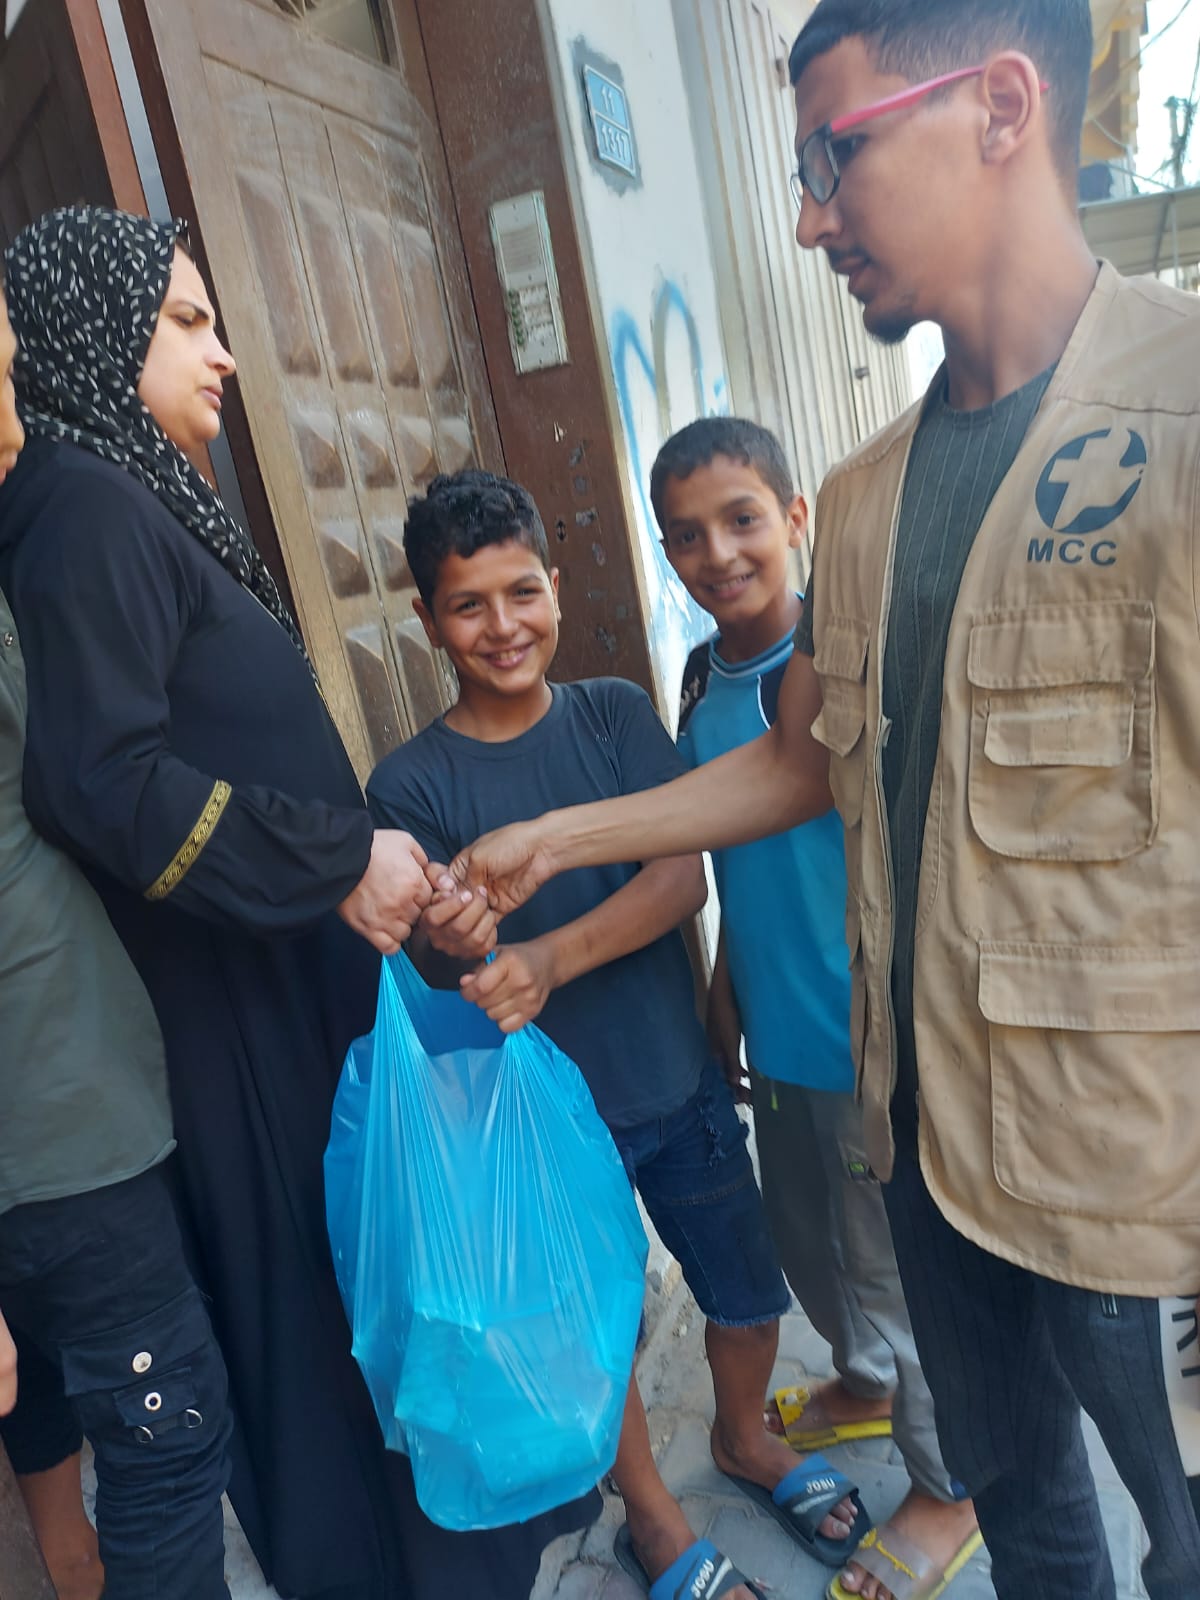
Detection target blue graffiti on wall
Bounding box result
[611,280,729,533]
[611,280,729,698]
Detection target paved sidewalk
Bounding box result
[186,1270,1150,1600]
[528,1283,1151,1600]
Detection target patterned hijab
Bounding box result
[3,205,309,662]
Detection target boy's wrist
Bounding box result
[538,809,575,876]
[540,801,621,878]
[532,927,569,991]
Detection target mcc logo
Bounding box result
[1030,427,1147,567]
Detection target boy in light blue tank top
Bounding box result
[655,419,976,1595]
[677,602,852,1098]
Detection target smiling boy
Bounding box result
[366,469,874,1599]
[655,416,979,1600]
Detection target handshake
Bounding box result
[337,820,559,1032]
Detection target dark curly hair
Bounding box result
[404,469,550,606]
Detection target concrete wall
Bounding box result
[535,0,749,1313]
[540,0,730,715]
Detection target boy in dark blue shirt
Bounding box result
[367,470,869,1599]
[655,419,979,1600]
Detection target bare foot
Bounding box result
[765,1376,893,1438]
[710,1419,860,1545]
[626,1492,759,1600]
[836,1491,979,1600]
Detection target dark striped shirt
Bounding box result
[884,366,1054,1131]
[798,364,1054,1133]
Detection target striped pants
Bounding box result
[883,1148,1200,1599]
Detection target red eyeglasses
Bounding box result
[790,65,1049,209]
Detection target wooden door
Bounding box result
[0,0,131,247]
[129,0,504,775]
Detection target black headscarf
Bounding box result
[2,205,309,662]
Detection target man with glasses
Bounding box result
[449,2,1200,1595]
[786,6,1200,1596]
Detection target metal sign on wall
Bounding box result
[489,190,570,374]
[582,64,638,180]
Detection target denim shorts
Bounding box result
[611,1061,789,1328]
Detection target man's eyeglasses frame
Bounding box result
[789,64,1049,210]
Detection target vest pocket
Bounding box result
[980,941,1200,1223]
[812,618,870,827]
[966,603,1156,861]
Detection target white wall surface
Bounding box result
[541,0,731,714]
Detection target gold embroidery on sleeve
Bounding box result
[144,780,232,901]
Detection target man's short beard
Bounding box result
[864,308,917,347]
[861,287,920,348]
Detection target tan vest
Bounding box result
[810,263,1200,1296]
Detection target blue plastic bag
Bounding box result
[325,951,647,1531]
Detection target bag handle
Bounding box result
[376,951,593,1115]
[380,949,514,1059]
[375,951,432,1064]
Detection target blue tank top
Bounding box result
[678,625,854,1091]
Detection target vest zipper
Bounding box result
[874,474,907,1097]
[876,715,899,1091]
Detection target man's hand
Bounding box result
[0,1309,16,1416]
[450,819,557,915]
[452,652,829,903]
[338,830,432,954]
[419,868,498,962]
[460,941,558,1032]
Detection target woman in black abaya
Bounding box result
[0,206,595,1600]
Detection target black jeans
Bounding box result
[884,1146,1200,1599]
[0,1165,232,1600]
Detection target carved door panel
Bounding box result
[0,0,117,248]
[135,0,503,774]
